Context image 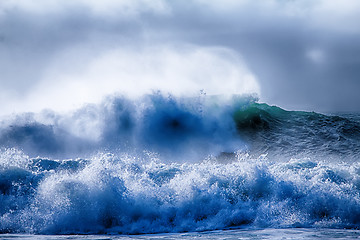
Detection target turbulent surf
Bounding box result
[0,93,360,234]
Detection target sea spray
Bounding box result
[1,93,360,234]
[1,150,360,234]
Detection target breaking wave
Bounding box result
[0,93,360,234]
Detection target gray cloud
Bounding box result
[149,0,360,112]
[1,0,360,114]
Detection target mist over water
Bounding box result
[0,45,260,116]
[0,93,250,160]
[1,93,360,234]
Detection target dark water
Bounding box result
[0,93,360,235]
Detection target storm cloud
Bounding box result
[1,0,360,115]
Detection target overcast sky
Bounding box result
[1,0,360,115]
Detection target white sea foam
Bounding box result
[1,94,360,234]
[1,148,360,234]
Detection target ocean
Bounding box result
[1,228,360,239]
[1,94,360,239]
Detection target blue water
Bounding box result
[1,93,360,236]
